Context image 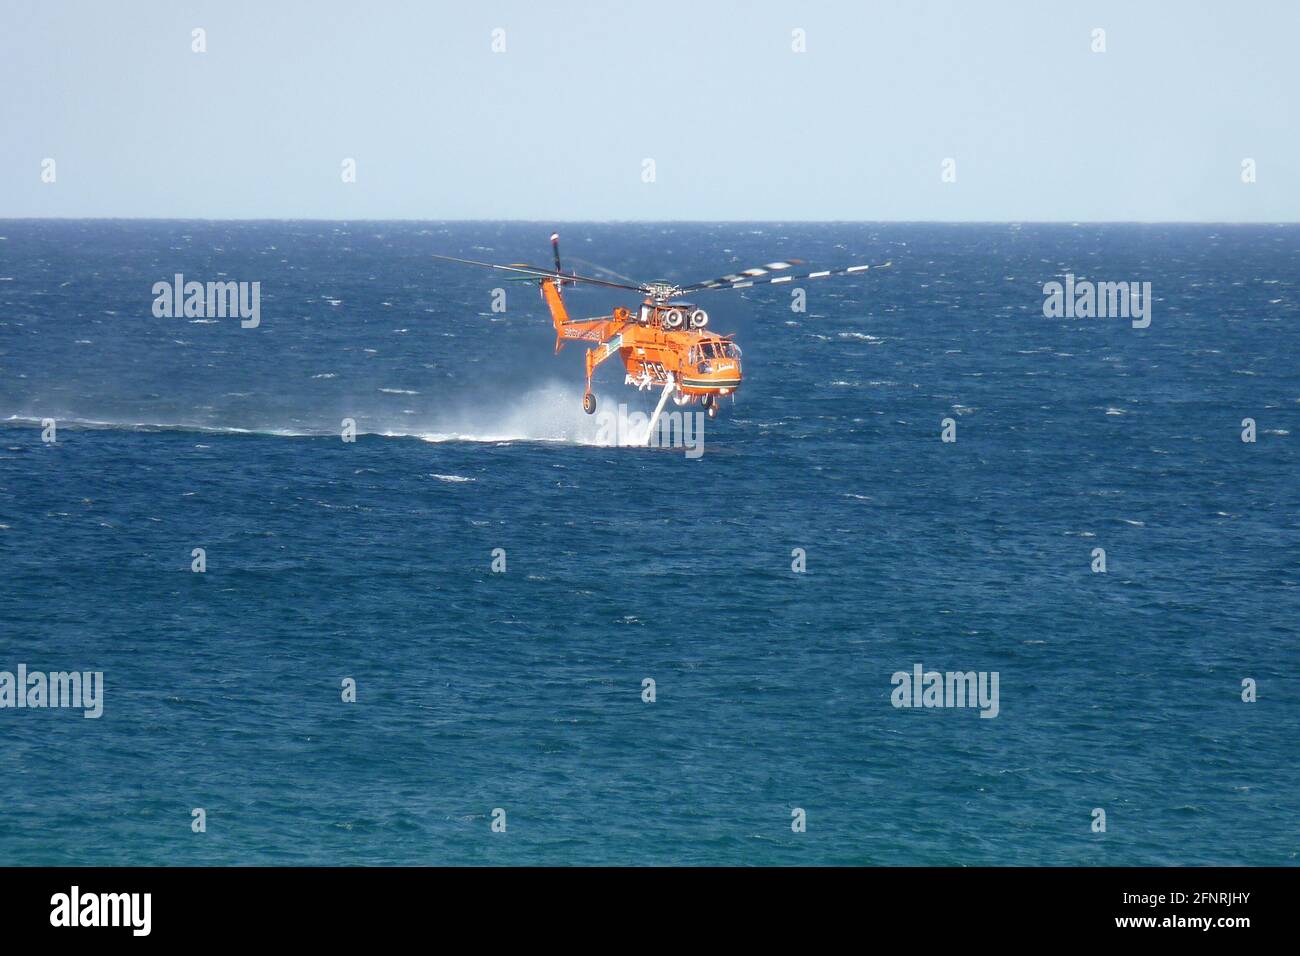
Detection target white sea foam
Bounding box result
[409,382,622,446]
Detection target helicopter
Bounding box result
[433,234,890,427]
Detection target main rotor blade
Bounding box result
[674,260,804,294]
[430,254,645,292]
[564,256,641,287]
[683,260,892,294]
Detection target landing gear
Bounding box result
[583,392,597,415]
[701,394,718,418]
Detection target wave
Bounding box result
[2,415,315,437]
[2,382,636,447]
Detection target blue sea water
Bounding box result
[0,221,1297,866]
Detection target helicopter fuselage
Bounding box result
[543,280,742,409]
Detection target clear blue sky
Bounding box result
[2,0,1296,220]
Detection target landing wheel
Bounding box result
[707,404,718,418]
[582,392,596,415]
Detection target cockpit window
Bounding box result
[691,341,741,365]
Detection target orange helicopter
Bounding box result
[433,234,889,420]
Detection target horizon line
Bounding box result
[1,217,1298,226]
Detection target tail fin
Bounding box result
[541,233,570,352]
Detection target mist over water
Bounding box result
[405,381,622,445]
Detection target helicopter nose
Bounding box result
[682,362,743,395]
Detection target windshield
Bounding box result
[691,342,741,364]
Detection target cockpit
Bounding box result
[688,341,742,365]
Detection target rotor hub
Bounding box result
[642,282,681,303]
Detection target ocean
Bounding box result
[0,221,1296,865]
